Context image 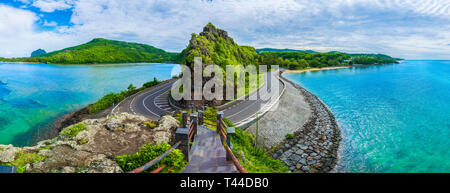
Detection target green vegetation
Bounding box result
[88,78,160,114]
[257,48,317,53]
[143,121,157,129]
[115,142,187,173]
[77,139,88,145]
[8,150,46,173]
[1,38,177,64]
[223,118,289,173]
[259,51,401,70]
[39,145,52,150]
[285,133,294,140]
[61,122,87,138]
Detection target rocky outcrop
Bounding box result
[0,113,179,173]
[176,23,260,108]
[0,145,19,163]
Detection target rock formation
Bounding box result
[0,113,179,173]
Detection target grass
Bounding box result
[223,118,289,173]
[8,150,46,173]
[60,122,87,138]
[285,133,294,140]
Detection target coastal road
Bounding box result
[112,79,179,120]
[114,71,285,126]
[222,72,285,127]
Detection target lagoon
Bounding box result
[284,61,450,173]
[0,62,180,146]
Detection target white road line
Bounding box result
[153,90,172,114]
[142,84,172,118]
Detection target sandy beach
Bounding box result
[284,66,351,73]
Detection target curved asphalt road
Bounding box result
[127,79,178,120]
[125,72,284,125]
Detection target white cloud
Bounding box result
[0,5,76,57]
[2,0,450,59]
[21,0,74,12]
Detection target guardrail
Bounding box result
[128,112,198,173]
[216,112,248,173]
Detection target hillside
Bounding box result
[2,38,177,64]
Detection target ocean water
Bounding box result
[0,62,180,146]
[284,61,450,173]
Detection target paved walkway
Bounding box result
[183,126,238,173]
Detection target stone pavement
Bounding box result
[182,126,238,173]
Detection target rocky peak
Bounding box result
[31,49,46,57]
[199,23,234,44]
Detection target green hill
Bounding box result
[2,38,177,64]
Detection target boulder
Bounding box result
[0,145,19,163]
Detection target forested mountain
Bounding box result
[259,50,401,70]
[257,48,317,53]
[2,38,177,64]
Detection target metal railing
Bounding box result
[216,112,248,173]
[128,112,198,173]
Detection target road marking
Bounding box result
[142,84,172,118]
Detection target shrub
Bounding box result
[285,133,294,139]
[61,123,87,138]
[77,139,88,145]
[115,143,187,173]
[143,77,159,88]
[8,151,46,173]
[127,84,136,91]
[143,121,157,129]
[88,92,124,114]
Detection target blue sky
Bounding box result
[0,0,449,59]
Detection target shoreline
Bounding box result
[283,66,351,73]
[273,72,342,173]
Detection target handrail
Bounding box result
[225,144,247,173]
[217,115,248,173]
[129,112,198,173]
[150,164,167,173]
[128,141,181,173]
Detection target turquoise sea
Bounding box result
[0,62,180,146]
[284,61,450,173]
